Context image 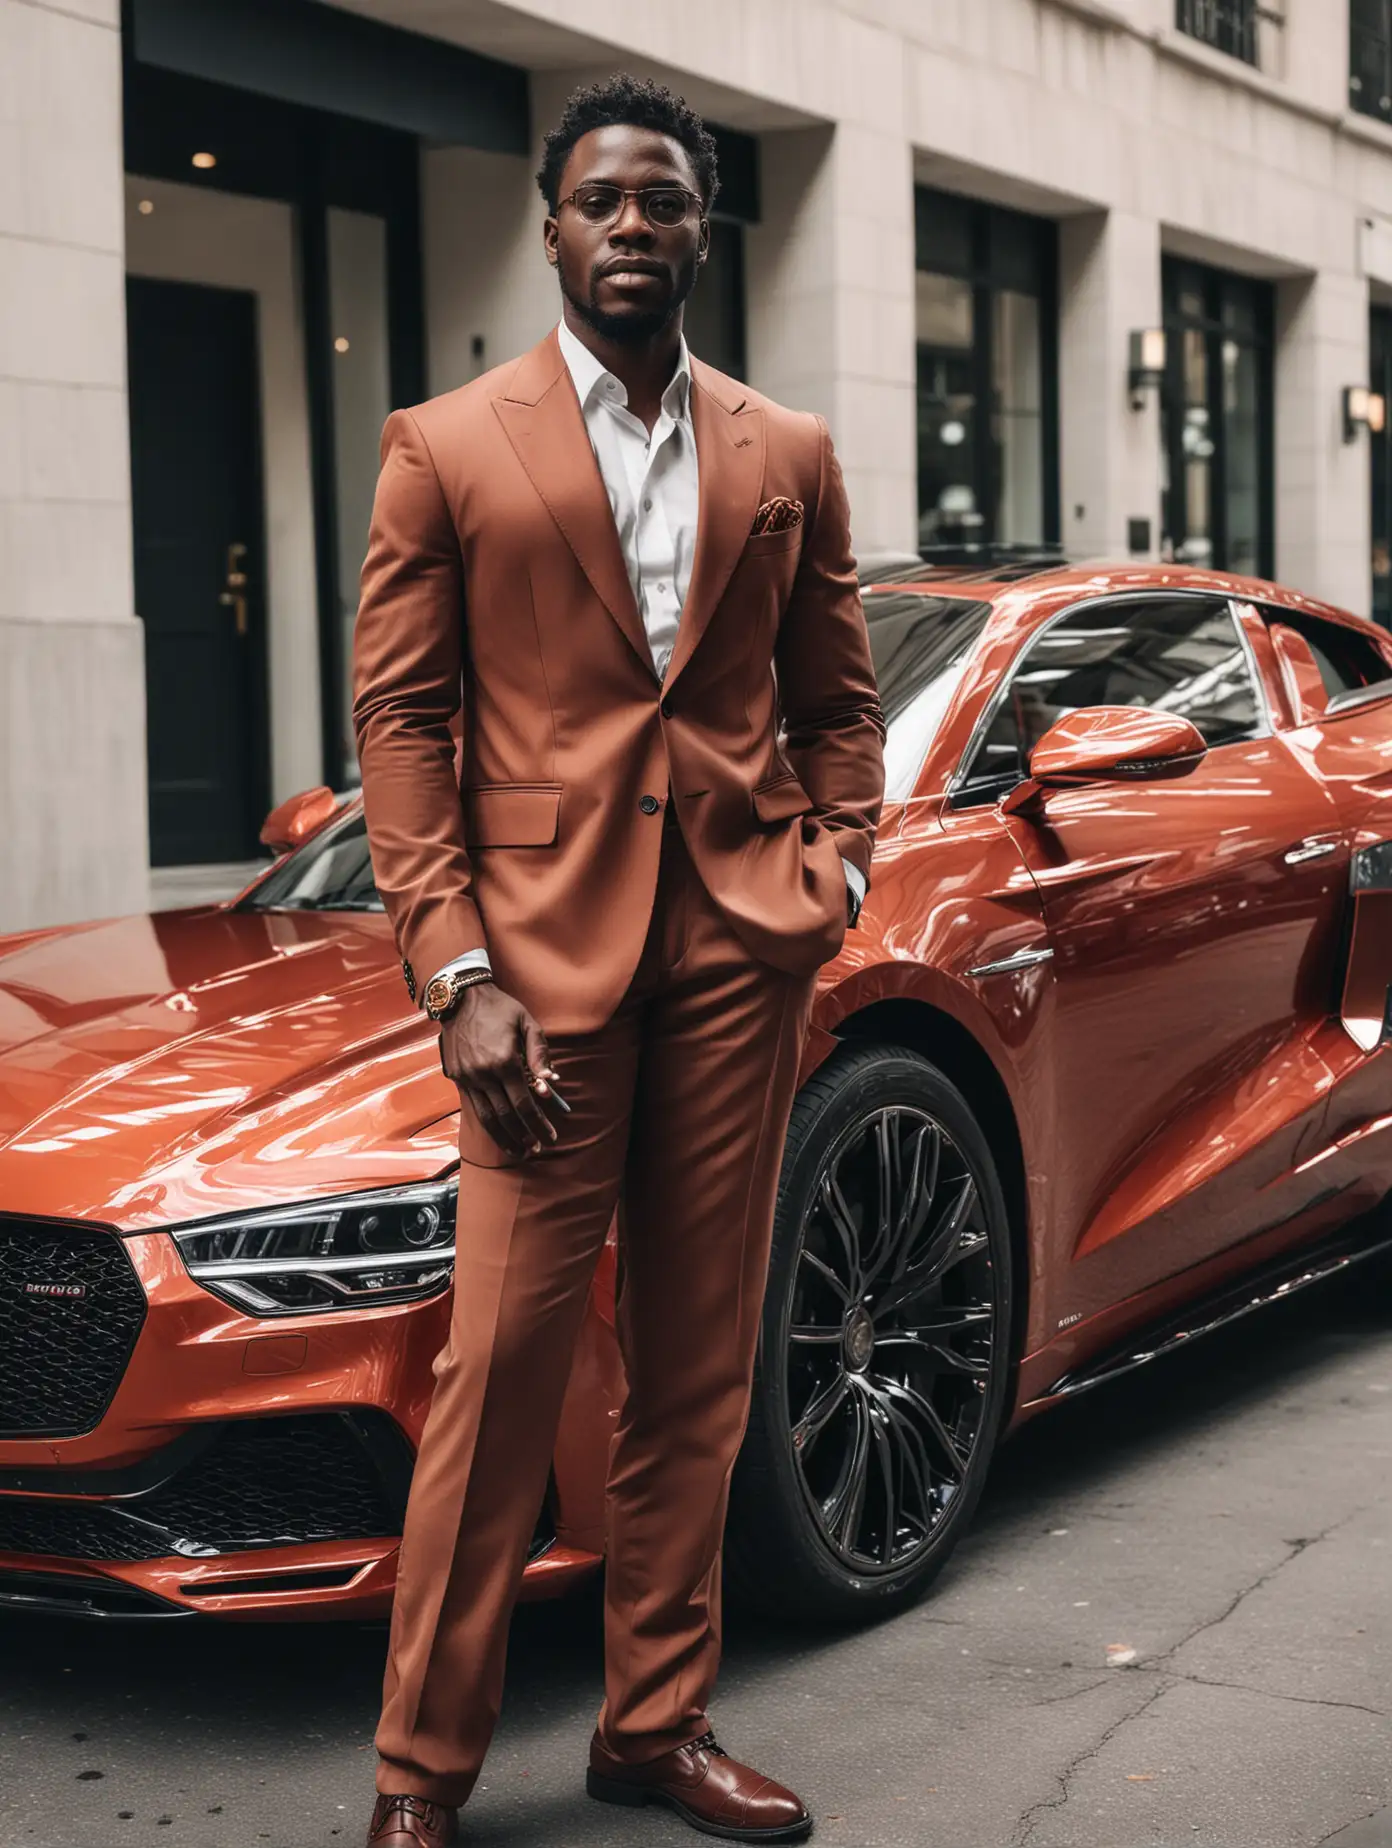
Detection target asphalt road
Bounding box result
[2,1261,1389,1848]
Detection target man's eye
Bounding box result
[646,193,688,224]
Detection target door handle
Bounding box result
[969,945,1055,978]
[1283,837,1339,866]
[220,542,248,638]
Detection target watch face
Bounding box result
[423,975,455,1016]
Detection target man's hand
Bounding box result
[439,983,563,1157]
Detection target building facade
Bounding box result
[7,0,1392,929]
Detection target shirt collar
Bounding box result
[556,318,692,422]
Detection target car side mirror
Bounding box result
[1000,706,1207,817]
[259,785,339,854]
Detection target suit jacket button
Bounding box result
[660,698,674,719]
[639,794,660,815]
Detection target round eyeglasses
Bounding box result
[556,183,704,229]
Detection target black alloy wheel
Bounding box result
[727,1043,1014,1622]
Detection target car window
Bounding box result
[865,592,992,800]
[1256,605,1392,707]
[957,595,1263,801]
[240,804,382,911]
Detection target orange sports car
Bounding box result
[3,561,1392,1624]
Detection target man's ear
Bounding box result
[696,218,711,266]
[542,213,559,269]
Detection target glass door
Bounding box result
[914,186,1059,555]
[1161,259,1273,576]
[916,270,981,547]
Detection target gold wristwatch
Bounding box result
[422,967,493,1022]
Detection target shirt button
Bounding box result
[643,498,653,511]
[639,794,661,815]
[657,581,668,593]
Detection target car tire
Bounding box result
[727,1042,1014,1624]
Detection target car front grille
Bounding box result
[0,1499,143,1562]
[0,1217,147,1438]
[0,1414,405,1561]
[146,1415,400,1549]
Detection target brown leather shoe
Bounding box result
[365,1794,459,1848]
[587,1730,812,1842]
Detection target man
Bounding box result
[353,74,885,1848]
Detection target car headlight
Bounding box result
[170,1178,457,1315]
[1351,842,1392,891]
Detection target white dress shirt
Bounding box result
[427,322,864,995]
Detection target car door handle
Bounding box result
[1283,838,1340,865]
[969,946,1055,978]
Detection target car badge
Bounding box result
[23,1281,87,1299]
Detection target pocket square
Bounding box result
[751,496,804,536]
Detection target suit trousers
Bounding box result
[375,808,820,1805]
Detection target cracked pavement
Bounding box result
[1,1260,1388,1848]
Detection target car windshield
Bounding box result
[865,589,992,800]
[240,803,380,913]
[241,583,992,912]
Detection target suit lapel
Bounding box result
[492,331,653,673]
[663,362,765,691]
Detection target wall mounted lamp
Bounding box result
[1128,329,1166,411]
[1344,385,1387,442]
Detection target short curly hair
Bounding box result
[536,74,720,215]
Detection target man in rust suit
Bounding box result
[352,75,884,1848]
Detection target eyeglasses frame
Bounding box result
[554,182,707,230]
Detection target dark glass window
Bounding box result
[1259,605,1392,695]
[1351,0,1392,121]
[683,219,746,379]
[959,597,1263,799]
[914,187,1059,558]
[243,804,379,911]
[864,590,992,800]
[1176,0,1258,63]
[1161,260,1274,578]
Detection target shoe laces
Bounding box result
[689,1731,729,1758]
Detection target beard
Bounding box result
[560,250,700,346]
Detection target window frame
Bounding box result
[946,590,1274,811]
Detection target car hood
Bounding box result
[0,906,460,1230]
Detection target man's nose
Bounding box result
[610,196,653,240]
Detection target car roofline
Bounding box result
[863,561,1390,644]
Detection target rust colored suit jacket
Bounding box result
[352,329,885,1035]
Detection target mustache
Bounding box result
[594,256,669,280]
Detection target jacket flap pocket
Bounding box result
[464,783,562,847]
[752,771,813,823]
